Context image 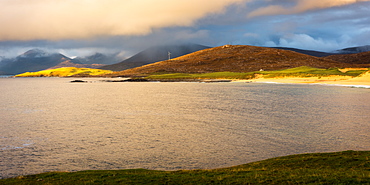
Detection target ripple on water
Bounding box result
[1,78,370,179]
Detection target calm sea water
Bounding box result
[1,78,370,179]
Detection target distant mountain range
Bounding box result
[334,45,370,54]
[0,44,208,75]
[110,45,370,77]
[1,44,370,75]
[270,47,334,57]
[0,50,122,75]
[0,49,71,75]
[271,45,370,57]
[100,44,210,71]
[71,52,123,65]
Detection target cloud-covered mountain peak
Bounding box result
[19,49,50,58]
[334,45,370,54]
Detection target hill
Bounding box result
[15,67,112,77]
[110,45,355,77]
[324,51,370,65]
[100,44,210,71]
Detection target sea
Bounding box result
[1,77,370,179]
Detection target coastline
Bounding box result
[68,76,370,88]
[235,74,370,88]
[1,151,369,184]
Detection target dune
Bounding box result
[249,71,370,87]
[319,71,370,86]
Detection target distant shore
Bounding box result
[9,66,370,88]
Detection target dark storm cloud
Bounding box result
[0,0,369,58]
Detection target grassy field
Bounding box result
[15,67,113,77]
[1,150,369,184]
[145,72,255,80]
[145,66,369,80]
[13,66,368,79]
[258,66,367,78]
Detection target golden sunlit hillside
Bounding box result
[110,45,357,77]
[15,67,113,77]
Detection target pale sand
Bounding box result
[233,71,370,88]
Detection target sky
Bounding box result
[0,0,370,59]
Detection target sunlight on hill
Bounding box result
[112,45,363,77]
[15,67,113,77]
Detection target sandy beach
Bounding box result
[238,71,370,88]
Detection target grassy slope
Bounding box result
[258,66,367,78]
[1,151,369,184]
[112,45,353,77]
[324,51,370,65]
[15,67,113,77]
[145,66,369,80]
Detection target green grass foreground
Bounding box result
[1,151,369,184]
[145,66,368,80]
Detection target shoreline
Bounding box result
[252,81,370,88]
[1,151,369,183]
[7,74,370,88]
[232,75,370,88]
[68,77,370,88]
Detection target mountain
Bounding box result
[272,45,370,57]
[72,52,123,65]
[0,49,71,75]
[271,47,335,57]
[0,57,13,68]
[324,51,370,65]
[19,48,49,58]
[100,44,211,71]
[110,45,354,77]
[47,61,106,69]
[334,45,370,54]
[0,49,110,75]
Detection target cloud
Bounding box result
[0,0,245,41]
[0,27,214,58]
[243,33,259,38]
[264,33,352,52]
[248,0,370,17]
[1,0,369,57]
